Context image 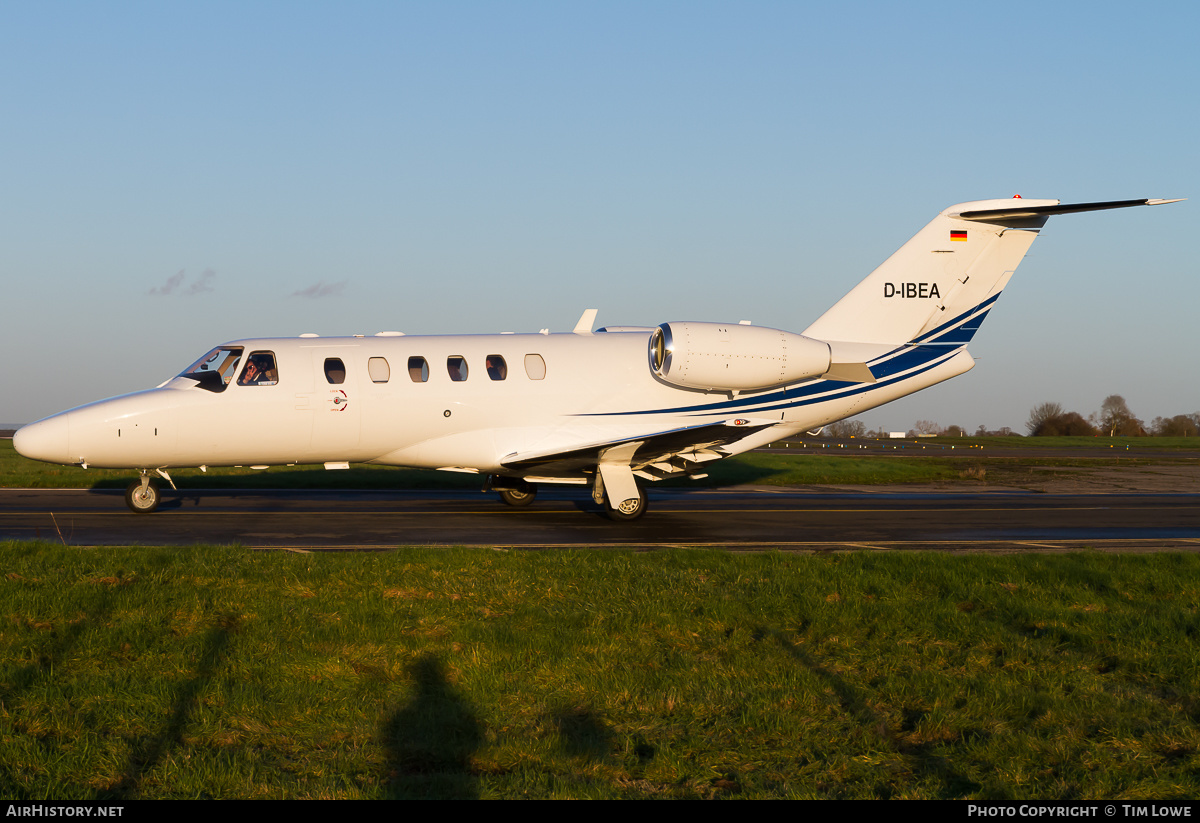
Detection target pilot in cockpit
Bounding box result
[238,354,278,386]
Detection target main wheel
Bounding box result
[498,481,538,507]
[125,478,161,514]
[606,487,648,521]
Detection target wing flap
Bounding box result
[500,418,775,478]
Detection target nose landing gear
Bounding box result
[125,474,161,514]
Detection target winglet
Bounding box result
[573,308,598,335]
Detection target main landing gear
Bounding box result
[604,486,649,522]
[593,463,649,522]
[488,474,649,521]
[498,485,538,507]
[125,475,161,514]
[495,478,538,507]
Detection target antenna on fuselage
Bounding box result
[573,308,599,335]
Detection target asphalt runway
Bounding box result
[2,486,1199,552]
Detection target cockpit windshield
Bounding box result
[178,346,244,393]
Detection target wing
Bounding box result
[499,417,776,481]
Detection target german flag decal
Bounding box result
[950,230,968,242]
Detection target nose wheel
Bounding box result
[125,476,161,514]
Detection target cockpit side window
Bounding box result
[180,346,244,393]
[238,351,278,386]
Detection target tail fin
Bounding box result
[802,197,1183,347]
[802,198,1053,346]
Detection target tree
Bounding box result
[1095,395,1144,436]
[1050,412,1097,436]
[827,418,866,438]
[1028,405,1096,437]
[909,420,942,437]
[1026,402,1064,436]
[1152,414,1200,437]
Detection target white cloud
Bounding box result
[292,280,347,298]
[148,268,217,297]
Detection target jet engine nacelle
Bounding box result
[648,321,832,391]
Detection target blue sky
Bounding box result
[3,1,1196,431]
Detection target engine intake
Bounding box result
[648,322,832,391]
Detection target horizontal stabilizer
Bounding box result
[954,198,1185,222]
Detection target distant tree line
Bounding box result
[816,394,1198,440]
[1153,414,1200,436]
[820,418,1013,438]
[821,419,985,438]
[1026,396,1199,437]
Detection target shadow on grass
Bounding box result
[553,706,615,762]
[768,627,987,800]
[660,457,794,488]
[0,585,113,708]
[380,654,483,799]
[0,577,116,800]
[100,613,240,800]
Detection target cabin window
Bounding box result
[324,358,346,384]
[446,356,469,382]
[368,357,390,383]
[485,355,507,381]
[524,354,546,380]
[180,346,244,393]
[408,357,429,383]
[238,351,278,386]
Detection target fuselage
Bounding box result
[13,327,973,479]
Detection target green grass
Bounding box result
[691,451,960,486]
[2,543,1198,799]
[0,440,960,490]
[0,439,480,490]
[886,435,1200,451]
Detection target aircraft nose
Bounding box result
[13,414,72,465]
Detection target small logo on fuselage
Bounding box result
[884,282,941,299]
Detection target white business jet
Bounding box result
[15,196,1183,518]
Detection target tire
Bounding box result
[125,478,160,514]
[606,487,648,521]
[498,482,538,507]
